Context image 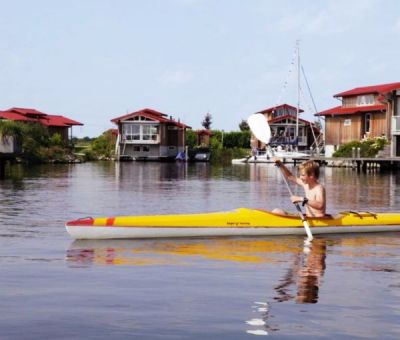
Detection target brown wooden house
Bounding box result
[196,129,212,147]
[111,108,191,161]
[316,82,400,157]
[253,104,321,151]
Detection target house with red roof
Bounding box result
[111,108,191,160]
[253,104,321,151]
[316,82,400,157]
[0,107,83,142]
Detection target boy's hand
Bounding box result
[290,195,303,204]
[273,157,282,167]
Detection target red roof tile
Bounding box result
[316,104,386,116]
[9,107,48,117]
[1,108,83,127]
[334,82,400,98]
[43,115,83,126]
[0,110,34,121]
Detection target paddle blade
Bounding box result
[247,113,271,144]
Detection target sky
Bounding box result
[1,0,400,137]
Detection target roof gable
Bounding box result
[268,114,314,126]
[258,103,304,114]
[111,108,167,123]
[111,108,191,128]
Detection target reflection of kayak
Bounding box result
[65,208,400,239]
[66,238,302,266]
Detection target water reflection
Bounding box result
[66,237,302,267]
[66,236,328,336]
[274,239,326,304]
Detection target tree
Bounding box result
[239,119,249,131]
[201,112,212,130]
[91,130,116,158]
[185,130,197,148]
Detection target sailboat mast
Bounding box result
[296,40,300,150]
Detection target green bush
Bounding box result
[333,137,388,158]
[82,149,97,161]
[49,133,64,147]
[185,130,197,149]
[90,130,116,159]
[220,131,251,148]
[0,120,24,140]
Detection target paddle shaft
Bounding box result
[246,113,313,241]
[275,163,314,241]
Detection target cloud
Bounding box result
[158,69,194,86]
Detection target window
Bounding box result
[132,125,140,140]
[344,119,351,126]
[133,115,153,121]
[122,123,159,142]
[357,95,374,106]
[365,113,371,133]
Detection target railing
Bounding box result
[120,135,160,144]
[269,136,307,146]
[392,116,400,134]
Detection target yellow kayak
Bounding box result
[65,208,400,239]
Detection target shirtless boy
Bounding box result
[273,159,326,217]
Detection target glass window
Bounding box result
[121,123,159,142]
[132,125,140,140]
[357,95,374,106]
[365,113,371,133]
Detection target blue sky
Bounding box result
[1,0,400,137]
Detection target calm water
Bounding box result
[1,162,400,339]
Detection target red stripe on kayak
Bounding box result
[105,217,115,226]
[66,217,94,227]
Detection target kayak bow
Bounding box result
[65,208,400,239]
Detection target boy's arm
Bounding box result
[274,159,299,184]
[308,185,326,210]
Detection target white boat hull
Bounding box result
[232,151,309,164]
[66,225,400,240]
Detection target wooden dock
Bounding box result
[292,156,400,172]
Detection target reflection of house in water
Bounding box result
[252,104,321,152]
[111,108,191,161]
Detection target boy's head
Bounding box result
[299,160,320,179]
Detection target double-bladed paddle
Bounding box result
[247,113,314,242]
